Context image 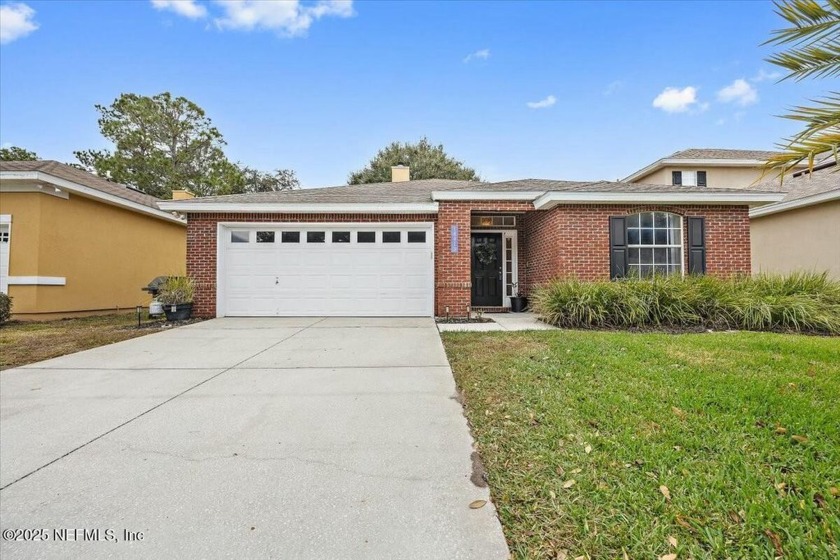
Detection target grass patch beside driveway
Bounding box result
[0,313,175,369]
[441,330,840,559]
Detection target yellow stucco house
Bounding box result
[749,161,839,279]
[0,161,186,319]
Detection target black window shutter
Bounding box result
[687,217,706,274]
[697,171,707,187]
[609,217,628,279]
[672,171,682,186]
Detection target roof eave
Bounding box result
[156,201,440,214]
[533,191,785,209]
[0,171,186,225]
[621,158,806,183]
[749,189,840,218]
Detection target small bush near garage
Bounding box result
[0,293,11,325]
[532,272,840,334]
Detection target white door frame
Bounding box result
[470,228,518,308]
[0,215,11,295]
[215,221,436,317]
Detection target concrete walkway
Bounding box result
[437,311,557,332]
[0,317,508,560]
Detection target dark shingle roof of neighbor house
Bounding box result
[172,177,768,205]
[0,160,164,210]
[669,148,780,160]
[751,161,839,203]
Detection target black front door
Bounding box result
[471,233,503,307]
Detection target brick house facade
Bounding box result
[179,194,755,318]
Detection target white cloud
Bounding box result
[752,68,781,82]
[717,78,758,106]
[151,0,208,19]
[463,48,490,63]
[0,3,38,44]
[526,95,556,109]
[652,86,697,113]
[214,0,354,36]
[603,80,624,96]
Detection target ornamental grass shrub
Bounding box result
[0,293,11,325]
[532,272,840,334]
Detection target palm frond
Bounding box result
[764,0,840,80]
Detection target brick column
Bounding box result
[435,202,472,316]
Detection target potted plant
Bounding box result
[156,276,195,321]
[509,283,528,313]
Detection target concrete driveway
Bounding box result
[0,317,508,559]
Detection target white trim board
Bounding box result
[159,202,439,214]
[0,171,185,225]
[749,189,840,218]
[7,276,66,286]
[1,182,70,199]
[533,191,784,209]
[431,191,543,201]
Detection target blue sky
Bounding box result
[0,0,828,187]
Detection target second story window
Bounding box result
[672,171,707,187]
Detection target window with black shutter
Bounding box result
[609,217,628,279]
[687,217,706,274]
[672,171,682,186]
[697,171,707,187]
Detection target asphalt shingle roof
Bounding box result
[751,162,839,203]
[171,177,767,205]
[0,160,164,210]
[669,148,781,160]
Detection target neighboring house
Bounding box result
[749,161,840,278]
[622,148,806,189]
[0,161,187,319]
[159,166,782,318]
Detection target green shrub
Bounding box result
[156,276,195,305]
[532,272,840,334]
[0,293,11,324]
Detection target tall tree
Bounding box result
[764,0,840,176]
[75,92,241,198]
[238,166,300,193]
[0,146,38,161]
[348,138,480,184]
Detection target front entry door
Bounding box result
[471,233,503,307]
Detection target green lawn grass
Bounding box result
[441,330,840,559]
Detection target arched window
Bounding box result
[626,212,682,276]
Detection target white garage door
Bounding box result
[219,223,435,317]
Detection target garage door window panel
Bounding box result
[332,231,351,243]
[281,231,300,243]
[256,231,275,243]
[307,231,326,243]
[231,231,250,243]
[357,231,376,243]
[383,231,401,243]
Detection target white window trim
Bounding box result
[215,222,436,318]
[626,213,685,276]
[472,229,518,308]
